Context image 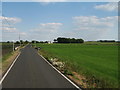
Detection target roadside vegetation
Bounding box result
[1,40,29,74]
[33,41,119,88]
[2,40,29,61]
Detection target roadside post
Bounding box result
[35,40,36,47]
[12,40,14,52]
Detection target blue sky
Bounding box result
[1,2,118,41]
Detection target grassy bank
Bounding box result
[34,43,118,88]
[1,42,21,74]
[2,51,20,73]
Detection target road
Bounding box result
[2,45,79,88]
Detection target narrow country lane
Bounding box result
[2,45,79,89]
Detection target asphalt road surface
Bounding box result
[2,45,79,89]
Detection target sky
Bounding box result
[1,1,118,42]
[2,0,120,2]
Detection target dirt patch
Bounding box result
[67,72,88,88]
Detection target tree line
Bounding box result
[97,40,116,42]
[6,40,29,44]
[6,37,84,44]
[54,37,84,43]
[6,40,49,44]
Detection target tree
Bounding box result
[56,37,84,43]
[7,41,10,43]
[98,40,115,42]
[31,40,35,43]
[36,41,39,43]
[54,39,57,43]
[20,40,23,44]
[15,41,20,44]
[40,41,44,43]
[45,41,48,43]
[77,39,84,43]
[25,40,29,44]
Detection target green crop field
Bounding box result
[34,43,119,88]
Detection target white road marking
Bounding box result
[39,54,81,90]
[0,52,21,85]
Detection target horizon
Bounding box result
[0,39,119,43]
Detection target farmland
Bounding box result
[0,42,22,74]
[1,43,20,62]
[34,43,119,88]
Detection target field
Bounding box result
[0,43,20,62]
[0,42,22,74]
[35,43,119,88]
[0,43,2,58]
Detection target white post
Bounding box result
[13,40,14,52]
[20,40,21,47]
[19,32,21,47]
[35,40,36,47]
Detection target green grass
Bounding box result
[34,43,118,88]
[84,41,118,45]
[0,43,12,62]
[2,52,13,62]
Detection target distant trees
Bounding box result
[31,40,49,43]
[20,40,24,44]
[24,40,29,44]
[97,40,115,42]
[55,37,84,43]
[14,40,29,44]
[7,41,10,43]
[31,40,39,43]
[54,39,57,43]
[15,41,20,44]
[31,40,35,43]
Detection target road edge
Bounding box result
[0,44,29,85]
[38,53,81,90]
[0,52,21,85]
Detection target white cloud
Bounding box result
[1,26,18,33]
[34,22,63,32]
[0,16,25,41]
[0,16,22,33]
[32,0,67,5]
[94,2,118,11]
[40,22,62,26]
[72,16,118,41]
[20,32,27,36]
[73,16,117,30]
[30,22,63,41]
[29,16,118,41]
[0,16,21,24]
[32,0,66,2]
[2,27,17,32]
[2,30,28,41]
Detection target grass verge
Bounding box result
[1,50,20,75]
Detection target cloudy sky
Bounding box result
[1,1,118,41]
